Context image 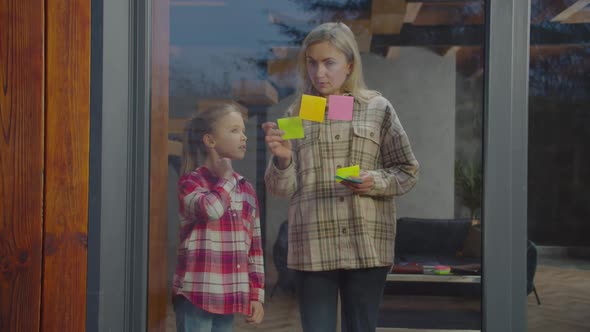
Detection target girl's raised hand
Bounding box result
[261,122,292,168]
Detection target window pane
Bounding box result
[150,1,486,331]
[526,1,590,331]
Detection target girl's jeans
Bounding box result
[173,296,235,332]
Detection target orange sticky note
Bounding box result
[335,165,360,183]
[299,94,327,123]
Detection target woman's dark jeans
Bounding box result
[295,266,390,332]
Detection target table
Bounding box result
[378,273,482,331]
[386,273,481,284]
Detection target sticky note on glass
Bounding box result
[277,117,304,140]
[335,165,360,183]
[328,95,354,121]
[299,94,327,123]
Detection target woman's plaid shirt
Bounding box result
[172,167,264,315]
[265,95,419,271]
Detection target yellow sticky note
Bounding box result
[299,94,327,123]
[335,165,360,182]
[277,117,304,140]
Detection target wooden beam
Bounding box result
[267,58,298,88]
[564,6,590,24]
[551,0,590,22]
[412,2,484,26]
[444,46,461,57]
[430,45,462,57]
[343,19,373,53]
[371,25,483,52]
[530,44,583,54]
[371,24,590,54]
[371,0,406,34]
[532,0,582,24]
[0,1,44,331]
[404,2,423,23]
[168,140,183,157]
[271,46,299,59]
[385,46,401,60]
[169,118,188,136]
[456,46,483,77]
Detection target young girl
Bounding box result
[263,22,419,332]
[173,103,264,332]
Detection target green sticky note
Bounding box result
[277,117,304,140]
[299,94,327,123]
[335,165,360,183]
[334,175,363,184]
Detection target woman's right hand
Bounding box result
[261,122,292,168]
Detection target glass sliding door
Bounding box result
[147,1,488,331]
[90,0,532,331]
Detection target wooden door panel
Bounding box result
[148,0,170,331]
[42,1,91,331]
[0,1,45,331]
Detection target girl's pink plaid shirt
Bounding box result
[172,166,264,316]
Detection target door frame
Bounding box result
[89,0,530,331]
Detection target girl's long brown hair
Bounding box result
[180,102,244,174]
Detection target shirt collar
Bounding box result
[198,166,245,183]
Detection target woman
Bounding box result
[262,22,419,332]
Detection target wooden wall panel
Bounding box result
[0,1,45,331]
[148,0,170,331]
[43,1,91,331]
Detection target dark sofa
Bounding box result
[394,217,481,266]
[386,217,482,297]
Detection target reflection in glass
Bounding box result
[152,0,488,331]
[526,1,590,331]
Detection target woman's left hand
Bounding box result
[340,171,375,194]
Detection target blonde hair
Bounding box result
[296,22,379,104]
[181,103,243,174]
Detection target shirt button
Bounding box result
[342,228,348,234]
[335,134,340,140]
[370,132,375,137]
[339,197,345,202]
[237,264,241,269]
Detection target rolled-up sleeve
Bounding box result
[178,176,237,222]
[248,195,265,303]
[264,156,297,198]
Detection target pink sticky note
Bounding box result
[327,95,354,121]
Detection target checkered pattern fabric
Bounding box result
[265,95,419,271]
[173,167,264,315]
